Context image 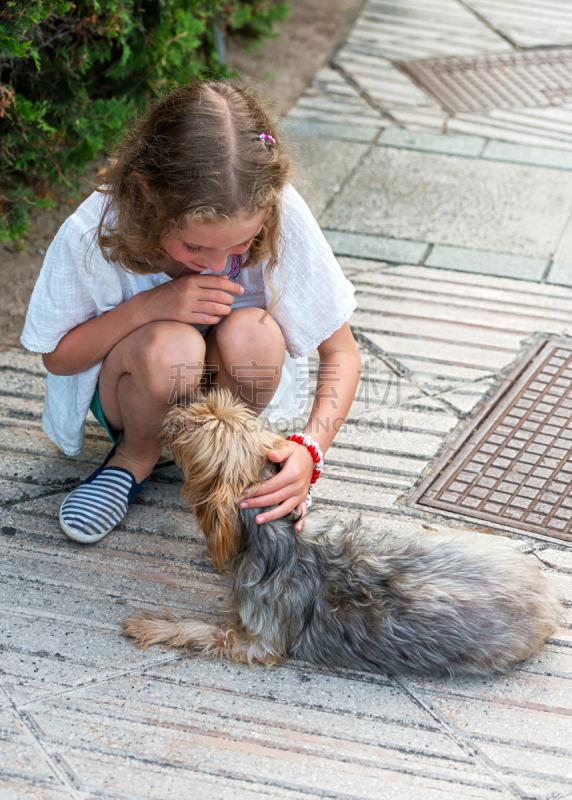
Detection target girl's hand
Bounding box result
[145,274,244,326]
[239,442,315,532]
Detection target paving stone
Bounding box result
[329,444,428,478]
[0,523,201,625]
[378,128,486,158]
[0,351,46,372]
[390,106,449,133]
[399,395,455,413]
[338,255,394,275]
[341,0,507,62]
[475,738,572,792]
[546,261,572,287]
[0,422,157,468]
[352,267,572,322]
[482,139,572,170]
[321,148,572,259]
[0,643,118,698]
[332,0,507,126]
[0,712,58,783]
[348,380,418,418]
[547,213,572,287]
[326,462,414,492]
[431,382,495,415]
[352,298,524,350]
[288,66,385,127]
[535,547,572,571]
[421,688,572,751]
[0,450,88,486]
[63,666,429,740]
[447,109,572,150]
[403,665,572,797]
[395,358,495,387]
[0,778,69,800]
[492,775,572,800]
[0,425,94,462]
[288,136,369,217]
[379,262,572,305]
[547,571,572,604]
[335,48,438,111]
[352,313,518,372]
[281,118,381,143]
[360,329,510,373]
[61,752,315,800]
[0,479,60,505]
[312,475,403,510]
[347,406,455,439]
[137,661,461,754]
[0,366,47,392]
[333,418,444,458]
[0,396,45,424]
[425,245,548,281]
[463,0,572,48]
[322,229,428,263]
[29,692,507,800]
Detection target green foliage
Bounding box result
[0,0,288,241]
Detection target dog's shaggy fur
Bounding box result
[123,390,565,676]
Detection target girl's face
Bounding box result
[160,210,267,275]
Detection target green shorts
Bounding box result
[90,385,122,445]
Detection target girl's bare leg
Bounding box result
[205,307,285,414]
[58,313,285,542]
[97,321,207,482]
[96,311,284,483]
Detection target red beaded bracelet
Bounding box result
[287,434,324,485]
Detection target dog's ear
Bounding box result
[196,508,241,572]
[161,390,287,571]
[189,478,243,571]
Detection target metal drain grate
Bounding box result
[408,338,572,544]
[396,48,572,114]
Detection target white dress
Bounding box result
[21,184,356,456]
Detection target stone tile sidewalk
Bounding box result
[2,2,572,798]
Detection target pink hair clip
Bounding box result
[258,133,276,145]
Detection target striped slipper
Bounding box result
[59,446,150,544]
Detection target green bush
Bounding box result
[0,0,288,241]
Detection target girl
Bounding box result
[21,82,360,544]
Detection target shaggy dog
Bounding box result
[123,391,564,676]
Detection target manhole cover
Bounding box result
[408,338,572,544]
[396,48,572,114]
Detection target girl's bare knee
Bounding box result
[139,322,206,398]
[216,308,285,368]
[104,321,206,402]
[209,310,285,409]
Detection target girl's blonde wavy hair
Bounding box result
[96,82,290,302]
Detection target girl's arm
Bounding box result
[43,274,244,375]
[43,289,158,375]
[240,322,361,529]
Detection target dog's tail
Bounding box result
[122,611,284,666]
